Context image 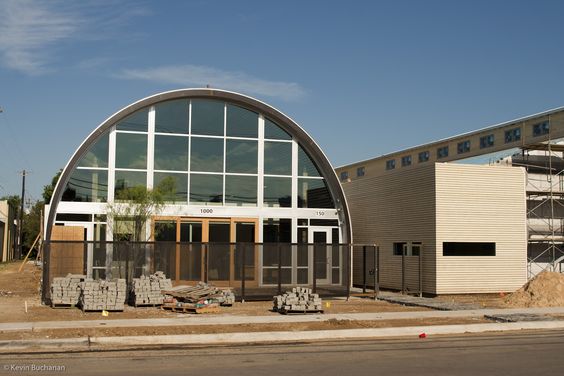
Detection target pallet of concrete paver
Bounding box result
[129,271,173,307]
[273,286,323,314]
[50,274,86,308]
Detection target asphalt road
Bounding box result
[1,330,563,375]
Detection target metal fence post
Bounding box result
[277,244,282,296]
[419,244,423,297]
[346,244,351,301]
[313,244,317,294]
[362,246,367,294]
[204,243,209,284]
[241,244,246,303]
[374,245,378,300]
[401,243,405,294]
[42,241,50,304]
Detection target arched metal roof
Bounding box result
[45,88,352,243]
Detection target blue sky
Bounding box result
[1,0,564,203]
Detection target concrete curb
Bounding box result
[2,307,564,332]
[89,321,564,347]
[3,321,564,352]
[0,337,90,351]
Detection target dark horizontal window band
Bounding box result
[443,242,496,256]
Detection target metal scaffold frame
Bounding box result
[519,122,564,278]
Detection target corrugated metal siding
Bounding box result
[342,164,437,294]
[435,163,527,294]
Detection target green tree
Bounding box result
[22,200,43,253]
[43,169,62,204]
[107,176,176,241]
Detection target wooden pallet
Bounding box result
[279,309,324,315]
[132,303,163,308]
[51,303,77,309]
[161,303,220,314]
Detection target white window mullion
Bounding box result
[107,126,116,203]
[222,103,227,205]
[187,100,192,204]
[147,106,155,189]
[257,115,265,210]
[291,140,298,209]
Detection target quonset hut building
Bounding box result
[44,89,352,300]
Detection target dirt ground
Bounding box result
[0,316,488,341]
[0,261,428,324]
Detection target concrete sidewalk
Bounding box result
[1,306,564,333]
[1,306,564,352]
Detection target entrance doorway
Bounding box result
[152,217,258,286]
[309,227,332,285]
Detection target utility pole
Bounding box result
[17,170,26,259]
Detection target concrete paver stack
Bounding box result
[129,271,173,306]
[50,274,85,307]
[273,287,323,314]
[79,279,127,311]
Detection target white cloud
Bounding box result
[118,65,306,101]
[0,0,80,75]
[0,1,149,75]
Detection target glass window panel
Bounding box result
[180,222,203,242]
[226,104,258,138]
[154,136,188,171]
[189,174,223,205]
[191,99,224,136]
[208,243,230,280]
[115,133,147,169]
[297,269,308,284]
[265,118,291,140]
[116,108,148,132]
[226,139,257,173]
[62,169,108,202]
[154,221,177,241]
[154,172,188,202]
[264,142,292,175]
[78,133,109,168]
[155,99,188,134]
[114,170,146,199]
[298,146,321,177]
[190,137,223,172]
[298,178,334,208]
[263,219,291,242]
[264,177,291,207]
[225,175,257,206]
[262,268,291,285]
[179,243,202,280]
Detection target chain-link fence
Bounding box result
[43,241,353,303]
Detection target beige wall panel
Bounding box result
[343,164,437,293]
[435,163,527,294]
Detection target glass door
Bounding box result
[309,227,332,285]
[208,222,231,281]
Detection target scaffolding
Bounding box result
[515,141,564,278]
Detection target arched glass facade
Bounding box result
[62,99,334,210]
[47,89,351,288]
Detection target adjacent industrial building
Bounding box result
[0,200,16,263]
[337,106,564,294]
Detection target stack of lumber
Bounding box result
[273,287,323,314]
[162,282,235,312]
[50,274,85,307]
[129,271,173,306]
[79,279,126,311]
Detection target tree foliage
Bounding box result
[107,176,176,241]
